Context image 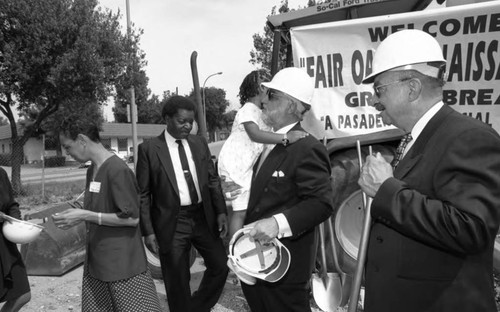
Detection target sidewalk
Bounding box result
[1,163,135,184]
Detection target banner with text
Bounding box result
[291,1,500,138]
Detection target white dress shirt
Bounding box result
[164,131,201,206]
[269,122,298,239]
[404,101,444,157]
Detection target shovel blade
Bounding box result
[312,272,343,312]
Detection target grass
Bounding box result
[17,180,86,215]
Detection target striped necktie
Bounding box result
[176,140,199,204]
[391,133,413,169]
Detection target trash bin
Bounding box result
[20,202,86,276]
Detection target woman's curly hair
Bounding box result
[238,69,271,106]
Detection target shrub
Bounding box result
[0,153,12,166]
[44,156,66,167]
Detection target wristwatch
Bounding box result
[282,133,289,146]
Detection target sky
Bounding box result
[98,0,307,121]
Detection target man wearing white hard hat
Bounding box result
[238,67,333,312]
[358,29,500,312]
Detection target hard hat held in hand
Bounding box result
[363,29,446,83]
[262,67,314,106]
[2,214,44,244]
[228,227,290,284]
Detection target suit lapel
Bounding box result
[394,155,422,179]
[249,144,288,208]
[154,132,179,195]
[395,105,452,179]
[248,123,302,208]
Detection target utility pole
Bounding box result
[126,0,138,170]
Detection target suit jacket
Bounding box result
[136,131,227,252]
[245,123,334,284]
[365,105,500,312]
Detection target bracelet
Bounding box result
[98,212,102,226]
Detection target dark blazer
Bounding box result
[136,131,227,252]
[0,167,27,298]
[365,105,500,312]
[245,123,334,284]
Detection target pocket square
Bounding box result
[272,170,285,177]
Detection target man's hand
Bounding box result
[248,217,279,244]
[358,152,393,197]
[220,175,242,200]
[217,213,228,238]
[144,234,159,255]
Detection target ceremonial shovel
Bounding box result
[347,141,373,312]
[326,216,353,307]
[312,221,343,311]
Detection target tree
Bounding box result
[36,99,105,153]
[137,94,163,124]
[0,0,129,193]
[249,1,291,71]
[112,67,150,123]
[188,87,230,142]
[114,87,176,125]
[112,29,156,124]
[221,110,237,130]
[249,0,320,70]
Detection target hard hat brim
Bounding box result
[262,81,312,106]
[261,67,314,106]
[363,62,446,84]
[228,227,291,283]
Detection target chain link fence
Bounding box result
[1,135,87,210]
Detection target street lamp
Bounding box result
[202,71,223,138]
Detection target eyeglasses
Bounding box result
[267,89,289,102]
[373,78,411,97]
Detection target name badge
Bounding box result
[89,181,101,193]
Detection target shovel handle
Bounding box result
[326,217,344,275]
[318,222,328,279]
[347,142,373,312]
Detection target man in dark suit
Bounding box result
[359,29,500,312]
[136,96,228,312]
[239,67,333,312]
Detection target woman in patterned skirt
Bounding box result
[53,118,161,312]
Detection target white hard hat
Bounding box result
[262,67,314,105]
[363,29,446,83]
[228,227,290,284]
[2,217,43,244]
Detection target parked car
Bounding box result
[79,160,91,169]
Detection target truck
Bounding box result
[265,0,500,309]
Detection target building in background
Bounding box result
[0,123,166,164]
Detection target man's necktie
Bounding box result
[391,133,413,169]
[256,144,275,174]
[176,140,199,204]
